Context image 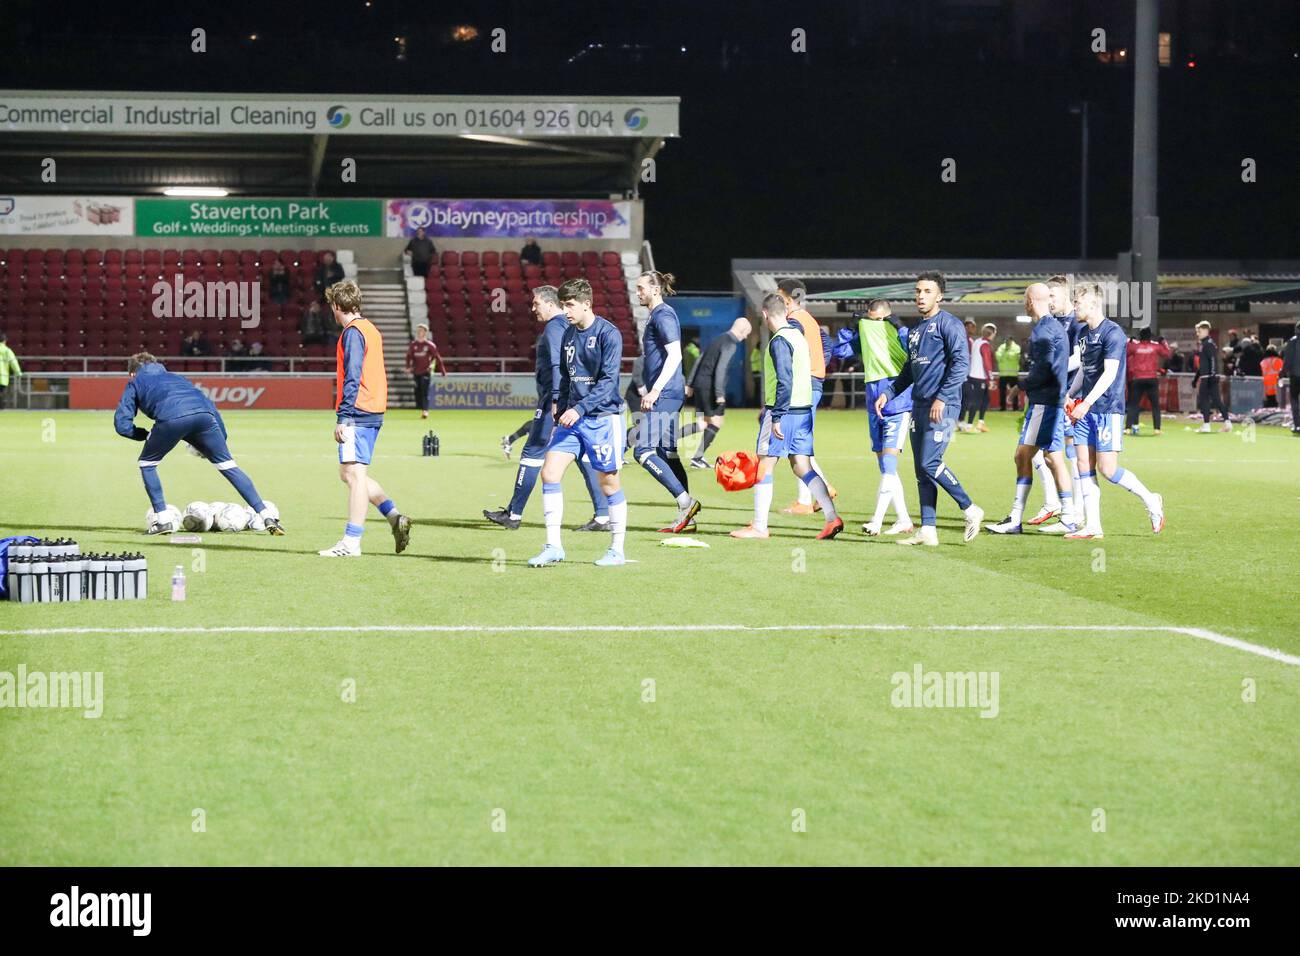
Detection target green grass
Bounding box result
[1,407,1298,865]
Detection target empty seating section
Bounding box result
[422,249,638,372]
[0,248,331,371]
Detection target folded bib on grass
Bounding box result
[715,451,758,491]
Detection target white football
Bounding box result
[215,503,251,533]
[246,501,279,532]
[145,505,182,534]
[182,501,213,532]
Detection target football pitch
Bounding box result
[2,407,1298,866]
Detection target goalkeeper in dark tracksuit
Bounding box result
[683,317,753,468]
[114,352,284,534]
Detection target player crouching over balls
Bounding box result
[318,279,413,558]
[527,278,630,568]
[114,352,283,535]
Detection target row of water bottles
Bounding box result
[6,552,150,603]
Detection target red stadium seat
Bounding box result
[440,251,459,266]
[541,252,559,266]
[461,251,479,270]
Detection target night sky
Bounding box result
[2,0,1297,287]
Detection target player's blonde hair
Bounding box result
[1073,281,1103,305]
[325,279,363,314]
[127,352,157,374]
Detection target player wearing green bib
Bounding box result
[831,299,916,536]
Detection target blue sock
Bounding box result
[220,466,266,513]
[1107,468,1126,485]
[637,451,686,499]
[140,467,166,513]
[580,459,609,517]
[345,522,364,539]
[377,499,396,517]
[508,464,542,517]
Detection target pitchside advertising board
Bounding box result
[0,92,680,138]
[69,377,334,410]
[430,374,634,410]
[0,195,134,235]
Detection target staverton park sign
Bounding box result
[0,91,680,138]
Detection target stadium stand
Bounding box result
[0,246,329,372]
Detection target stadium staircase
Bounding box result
[356,268,417,407]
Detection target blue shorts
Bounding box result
[757,408,814,457]
[339,422,381,465]
[1019,403,1065,452]
[520,404,556,466]
[547,414,624,473]
[139,411,236,470]
[1073,410,1124,452]
[868,404,911,453]
[631,398,683,457]
[811,377,824,417]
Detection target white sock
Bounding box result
[1070,455,1083,516]
[594,515,609,525]
[797,476,813,505]
[608,499,627,552]
[386,508,402,527]
[871,476,892,525]
[1083,475,1103,533]
[889,474,912,525]
[1010,478,1031,525]
[542,485,564,548]
[1058,489,1076,527]
[1113,468,1158,510]
[1032,450,1059,510]
[804,472,837,520]
[753,479,774,531]
[675,491,692,509]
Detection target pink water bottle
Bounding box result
[171,565,186,601]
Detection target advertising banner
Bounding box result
[0,93,679,138]
[429,374,633,410]
[0,195,134,236]
[135,198,383,238]
[70,377,334,410]
[386,198,632,240]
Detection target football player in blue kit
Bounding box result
[528,279,631,568]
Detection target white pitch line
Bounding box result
[0,623,1296,666]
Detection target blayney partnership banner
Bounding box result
[387,199,632,240]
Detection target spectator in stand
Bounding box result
[405,227,436,278]
[267,260,291,305]
[520,235,543,268]
[1261,346,1282,408]
[994,334,1021,411]
[404,324,448,420]
[1125,328,1171,434]
[1282,321,1300,434]
[313,251,345,303]
[227,337,248,368]
[1166,346,1185,373]
[301,300,328,345]
[247,341,271,372]
[1237,334,1263,377]
[0,331,21,410]
[959,320,994,432]
[182,330,212,357]
[1193,320,1233,433]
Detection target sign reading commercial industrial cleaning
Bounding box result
[0,92,679,138]
[387,199,632,240]
[135,199,383,238]
[0,195,134,235]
